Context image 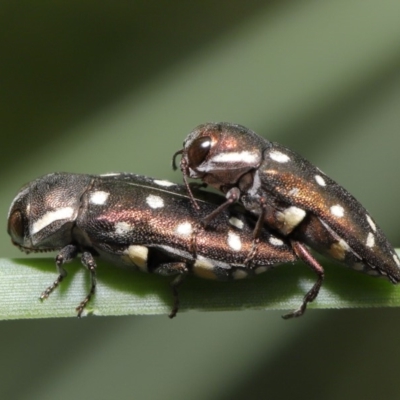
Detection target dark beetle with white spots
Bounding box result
[7,172,298,317]
[174,122,400,317]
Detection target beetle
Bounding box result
[7,172,300,318]
[173,122,400,317]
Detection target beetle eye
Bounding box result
[8,210,26,243]
[187,136,212,168]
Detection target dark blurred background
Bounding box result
[1,1,400,399]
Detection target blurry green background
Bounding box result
[2,1,400,399]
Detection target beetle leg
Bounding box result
[202,187,240,227]
[282,240,325,319]
[155,262,189,318]
[40,244,79,301]
[244,200,267,267]
[76,251,98,317]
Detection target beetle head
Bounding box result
[7,173,91,252]
[174,122,268,192]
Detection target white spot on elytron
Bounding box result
[269,150,290,163]
[229,217,244,230]
[153,179,176,187]
[175,222,193,236]
[115,221,133,235]
[315,175,326,187]
[330,204,345,218]
[338,238,350,252]
[277,206,306,234]
[227,231,242,251]
[288,187,299,196]
[269,237,284,246]
[90,191,110,205]
[125,245,148,272]
[146,195,164,209]
[211,151,259,164]
[393,253,400,267]
[255,266,268,275]
[100,172,120,177]
[31,207,74,235]
[366,232,375,248]
[366,214,377,232]
[233,269,248,280]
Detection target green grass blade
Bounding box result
[1,254,400,320]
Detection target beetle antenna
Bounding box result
[172,149,183,171]
[182,172,200,211]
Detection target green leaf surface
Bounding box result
[1,253,399,320]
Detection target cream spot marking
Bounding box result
[393,253,400,267]
[255,266,268,275]
[366,214,377,232]
[90,191,110,205]
[366,232,375,248]
[288,187,299,196]
[125,245,148,272]
[329,239,350,260]
[353,263,364,271]
[276,206,306,234]
[211,151,259,164]
[269,237,284,246]
[229,217,244,230]
[315,175,326,187]
[115,221,133,235]
[193,257,218,280]
[153,179,176,187]
[227,231,242,251]
[31,207,74,235]
[146,195,164,209]
[269,150,290,163]
[233,269,248,280]
[330,204,345,218]
[175,222,193,236]
[194,257,214,270]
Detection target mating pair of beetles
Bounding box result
[7,123,400,318]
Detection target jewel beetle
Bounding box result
[173,122,400,317]
[7,172,298,318]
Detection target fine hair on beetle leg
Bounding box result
[40,244,78,301]
[244,199,267,267]
[169,271,187,318]
[201,187,241,228]
[76,251,97,317]
[282,240,325,319]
